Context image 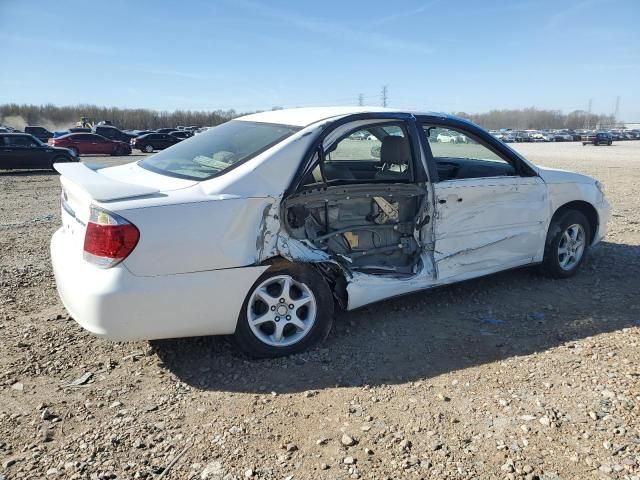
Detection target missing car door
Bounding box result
[283,120,430,275]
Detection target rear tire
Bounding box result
[68,147,79,157]
[541,210,590,278]
[143,144,154,153]
[234,261,334,358]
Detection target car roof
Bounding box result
[236,106,454,127]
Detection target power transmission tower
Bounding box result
[381,85,388,107]
[583,98,593,129]
[614,96,620,127]
[358,93,364,106]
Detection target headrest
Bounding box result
[380,135,410,165]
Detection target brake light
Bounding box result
[83,206,139,268]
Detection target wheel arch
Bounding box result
[261,256,348,311]
[550,200,598,245]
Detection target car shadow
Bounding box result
[0,170,59,176]
[151,240,639,393]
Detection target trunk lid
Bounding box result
[55,162,197,255]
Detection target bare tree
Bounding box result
[0,103,243,130]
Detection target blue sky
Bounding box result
[1,0,639,119]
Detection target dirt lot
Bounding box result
[1,143,639,480]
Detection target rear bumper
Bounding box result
[51,228,267,340]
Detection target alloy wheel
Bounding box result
[558,223,586,271]
[246,275,317,347]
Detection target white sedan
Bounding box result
[51,107,610,357]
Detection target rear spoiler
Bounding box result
[54,163,160,202]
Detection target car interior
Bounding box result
[285,123,427,275]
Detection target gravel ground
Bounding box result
[1,143,639,480]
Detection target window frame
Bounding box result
[416,116,538,183]
[320,121,415,186]
[290,117,428,194]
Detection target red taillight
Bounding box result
[83,206,139,268]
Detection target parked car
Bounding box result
[514,131,531,142]
[567,130,582,141]
[49,133,131,156]
[24,126,54,143]
[93,125,137,143]
[582,132,613,146]
[436,132,467,143]
[156,128,178,134]
[129,130,155,137]
[169,130,193,139]
[69,127,92,133]
[543,132,572,142]
[557,132,575,142]
[50,107,610,358]
[131,133,182,152]
[0,133,77,170]
[349,131,368,140]
[528,131,545,142]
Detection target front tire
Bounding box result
[234,262,334,358]
[541,210,590,278]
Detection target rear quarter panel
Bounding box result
[121,197,275,276]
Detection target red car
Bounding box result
[48,133,131,157]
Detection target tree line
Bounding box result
[454,107,616,130]
[0,103,242,131]
[0,103,617,132]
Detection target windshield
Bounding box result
[139,120,300,180]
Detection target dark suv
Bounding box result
[93,125,137,143]
[0,133,77,170]
[131,133,182,152]
[24,126,54,143]
[582,132,613,146]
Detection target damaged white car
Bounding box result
[51,107,610,357]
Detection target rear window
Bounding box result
[139,120,300,180]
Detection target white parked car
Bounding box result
[51,107,610,357]
[528,131,546,142]
[436,132,458,143]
